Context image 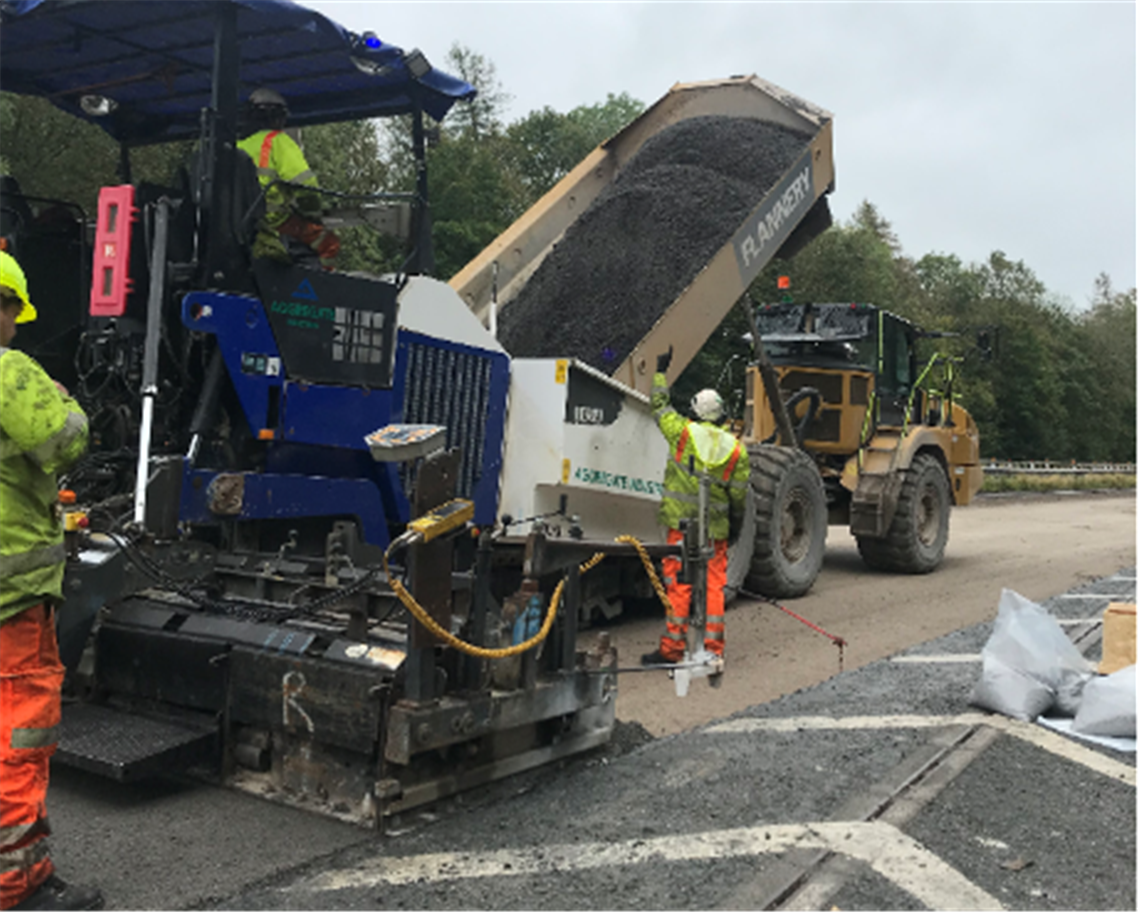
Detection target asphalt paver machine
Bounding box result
[0,0,691,824]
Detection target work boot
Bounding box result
[640,649,676,667]
[12,875,104,911]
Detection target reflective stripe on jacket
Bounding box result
[0,349,88,621]
[652,372,749,541]
[236,129,320,227]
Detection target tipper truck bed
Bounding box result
[453,75,838,605]
[449,75,835,394]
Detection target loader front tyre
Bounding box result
[743,445,827,598]
[856,453,950,574]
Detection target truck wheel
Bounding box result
[856,453,950,573]
[744,445,827,598]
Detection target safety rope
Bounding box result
[742,589,847,671]
[384,533,673,659]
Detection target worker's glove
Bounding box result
[656,346,674,374]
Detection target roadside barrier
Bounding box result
[983,461,1135,475]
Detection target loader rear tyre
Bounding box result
[743,445,827,598]
[856,453,950,574]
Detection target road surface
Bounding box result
[45,489,1136,910]
[602,490,1136,735]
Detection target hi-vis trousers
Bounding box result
[0,604,62,908]
[659,528,727,661]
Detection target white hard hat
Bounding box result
[691,389,724,422]
[249,87,288,112]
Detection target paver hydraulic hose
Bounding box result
[383,533,671,659]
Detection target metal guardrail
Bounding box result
[983,461,1136,475]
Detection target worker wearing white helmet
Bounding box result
[0,251,101,911]
[642,346,750,666]
[237,87,340,268]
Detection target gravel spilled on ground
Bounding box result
[497,116,812,372]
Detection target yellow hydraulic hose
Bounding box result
[383,534,671,659]
[615,534,672,612]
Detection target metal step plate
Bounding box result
[57,703,217,782]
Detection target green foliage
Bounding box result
[506,92,645,198]
[740,202,1136,462]
[302,119,399,274]
[438,43,510,142]
[426,131,530,279]
[982,473,1136,493]
[0,93,189,213]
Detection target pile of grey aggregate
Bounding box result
[497,115,812,373]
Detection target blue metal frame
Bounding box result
[181,290,406,544]
[179,467,389,546]
[179,291,510,539]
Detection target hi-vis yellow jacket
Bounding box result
[652,372,750,541]
[237,129,321,228]
[0,348,88,622]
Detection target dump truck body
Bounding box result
[450,75,835,395]
[452,75,837,580]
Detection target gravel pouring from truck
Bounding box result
[450,75,835,396]
[453,76,837,607]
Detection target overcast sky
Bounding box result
[310,1,1136,308]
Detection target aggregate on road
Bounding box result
[47,565,1136,911]
[608,488,1137,737]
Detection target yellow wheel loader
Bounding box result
[730,299,984,597]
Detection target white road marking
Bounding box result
[1056,617,1102,625]
[707,714,992,733]
[706,715,1136,785]
[1056,593,1131,599]
[889,654,981,663]
[293,820,1001,910]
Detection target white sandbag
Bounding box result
[971,654,1055,721]
[1072,664,1136,737]
[970,589,1093,721]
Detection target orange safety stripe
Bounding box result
[721,442,743,482]
[259,130,281,168]
[674,425,690,465]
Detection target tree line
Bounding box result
[689,203,1136,464]
[1,46,1134,462]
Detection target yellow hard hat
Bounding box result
[0,250,37,323]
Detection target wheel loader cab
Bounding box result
[742,300,982,581]
[746,303,927,453]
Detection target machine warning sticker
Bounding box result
[573,466,664,497]
[241,353,281,376]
